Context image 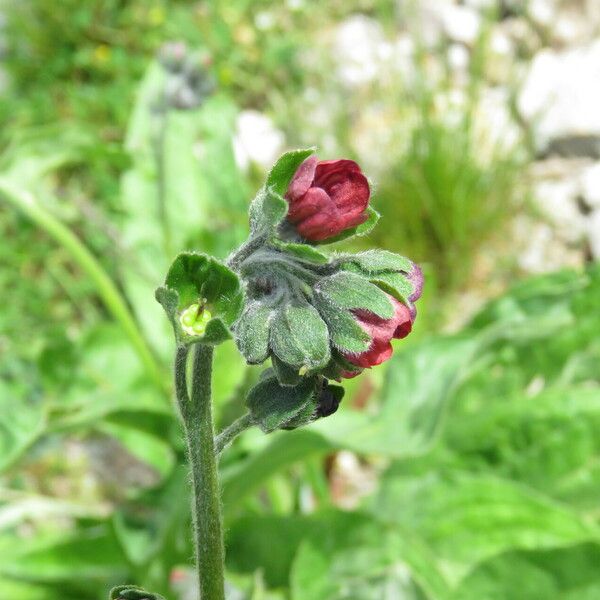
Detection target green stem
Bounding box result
[176,345,226,600]
[226,233,266,271]
[214,413,255,455]
[151,102,173,259]
[0,177,167,394]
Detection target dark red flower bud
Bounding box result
[285,156,370,241]
[341,294,413,372]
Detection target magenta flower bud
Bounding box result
[285,156,370,241]
[341,294,413,372]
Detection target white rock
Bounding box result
[534,180,586,243]
[528,0,557,28]
[447,43,470,73]
[486,28,515,84]
[587,210,600,259]
[441,4,482,45]
[472,87,522,162]
[580,163,600,209]
[553,9,590,46]
[529,0,599,46]
[232,111,285,172]
[529,158,591,243]
[333,15,392,87]
[518,41,600,152]
[397,0,456,48]
[392,33,416,83]
[490,28,512,57]
[463,0,496,9]
[500,17,542,57]
[514,217,583,274]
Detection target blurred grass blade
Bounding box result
[0,177,167,394]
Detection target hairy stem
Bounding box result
[175,345,225,600]
[226,233,266,271]
[214,413,255,454]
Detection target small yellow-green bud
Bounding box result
[179,303,212,337]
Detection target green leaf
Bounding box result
[157,252,243,345]
[154,285,180,341]
[97,422,175,481]
[235,302,273,364]
[0,379,45,473]
[265,148,315,197]
[0,579,61,600]
[249,149,314,234]
[313,335,480,457]
[271,354,302,386]
[339,249,413,273]
[221,430,332,511]
[110,585,166,600]
[245,372,318,433]
[315,271,394,319]
[313,295,371,354]
[0,527,127,586]
[290,526,451,600]
[249,186,288,234]
[443,385,600,510]
[272,240,329,264]
[269,303,331,371]
[164,252,242,322]
[112,469,191,571]
[120,84,248,357]
[47,323,172,434]
[228,509,450,599]
[228,511,373,588]
[373,473,597,586]
[453,543,600,600]
[315,206,380,244]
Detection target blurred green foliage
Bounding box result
[1,1,597,599]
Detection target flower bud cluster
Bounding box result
[232,153,423,423]
[157,150,423,433]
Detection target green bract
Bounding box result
[155,252,243,346]
[337,249,418,304]
[269,303,331,374]
[246,370,320,433]
[314,271,395,319]
[249,148,314,236]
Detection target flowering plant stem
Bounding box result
[175,345,226,600]
[215,412,254,454]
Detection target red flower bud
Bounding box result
[285,156,370,241]
[341,294,413,372]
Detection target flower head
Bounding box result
[341,293,413,372]
[285,156,370,241]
